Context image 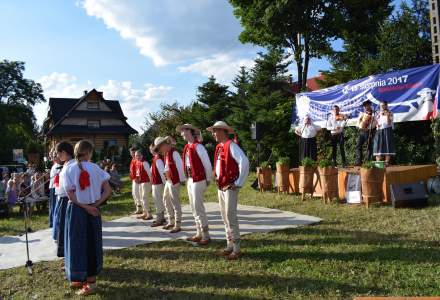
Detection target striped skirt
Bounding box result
[373,127,396,156]
[64,202,103,282]
[54,196,68,257]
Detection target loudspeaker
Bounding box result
[390,181,428,208]
[250,122,262,140]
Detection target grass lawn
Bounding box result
[1,175,440,299]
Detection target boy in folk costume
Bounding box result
[53,141,75,258]
[177,123,212,245]
[149,144,167,227]
[64,140,112,296]
[133,150,153,220]
[153,136,186,233]
[207,121,249,260]
[49,148,62,228]
[129,146,143,215]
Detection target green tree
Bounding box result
[0,60,44,163]
[229,0,392,91]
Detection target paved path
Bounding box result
[0,202,321,270]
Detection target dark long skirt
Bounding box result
[55,196,68,257]
[65,202,103,282]
[300,137,317,161]
[52,196,60,240]
[373,127,395,156]
[48,188,56,228]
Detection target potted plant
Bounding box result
[256,161,272,192]
[276,157,290,194]
[360,161,385,207]
[299,157,317,200]
[317,159,339,204]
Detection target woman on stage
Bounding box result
[295,115,321,161]
[373,101,395,166]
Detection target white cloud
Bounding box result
[35,72,172,132]
[79,0,256,67]
[178,53,255,84]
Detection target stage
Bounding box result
[288,164,438,204]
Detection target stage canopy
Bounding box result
[292,64,440,127]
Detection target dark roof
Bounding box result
[43,89,138,136]
[49,125,137,135]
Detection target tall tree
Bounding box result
[0,60,45,106]
[229,0,392,91]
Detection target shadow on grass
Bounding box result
[99,267,386,299]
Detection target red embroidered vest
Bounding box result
[151,154,164,185]
[165,148,180,185]
[129,158,137,180]
[214,140,239,188]
[183,142,206,182]
[136,160,150,183]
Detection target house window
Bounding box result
[104,140,117,148]
[87,101,99,110]
[87,120,100,128]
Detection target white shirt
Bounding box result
[186,143,213,182]
[296,124,321,138]
[49,163,61,189]
[64,161,110,204]
[215,141,249,187]
[151,157,166,184]
[326,114,345,134]
[56,159,75,197]
[164,150,186,183]
[376,111,393,129]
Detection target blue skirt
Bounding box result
[373,127,396,156]
[48,188,56,228]
[52,196,60,240]
[65,202,103,282]
[54,196,68,257]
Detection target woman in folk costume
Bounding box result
[129,146,143,215]
[153,136,186,233]
[295,115,321,161]
[373,101,395,166]
[149,144,167,227]
[53,141,75,258]
[133,150,153,220]
[207,121,249,260]
[63,140,112,296]
[177,123,213,245]
[49,148,62,228]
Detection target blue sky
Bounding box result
[0,0,401,132]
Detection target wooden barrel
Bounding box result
[360,168,385,206]
[257,167,272,191]
[299,166,315,193]
[318,166,339,202]
[276,164,289,193]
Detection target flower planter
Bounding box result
[318,166,339,204]
[276,163,289,194]
[299,166,316,200]
[256,167,272,192]
[360,167,385,207]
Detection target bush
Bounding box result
[318,159,332,168]
[301,157,316,168]
[259,161,271,169]
[26,140,43,154]
[276,157,290,167]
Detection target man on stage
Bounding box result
[207,121,249,260]
[177,123,212,245]
[326,105,347,167]
[153,136,186,233]
[355,100,377,166]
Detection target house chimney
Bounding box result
[84,90,88,95]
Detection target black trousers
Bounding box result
[355,130,375,165]
[331,133,346,166]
